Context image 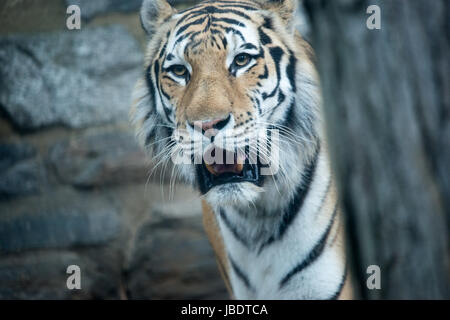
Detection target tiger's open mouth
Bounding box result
[196,147,263,194]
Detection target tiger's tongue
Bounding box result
[205,162,244,175]
[204,151,245,176]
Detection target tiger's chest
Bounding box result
[218,211,346,299]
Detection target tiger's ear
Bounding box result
[254,0,298,31]
[140,0,176,36]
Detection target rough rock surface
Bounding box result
[64,0,190,21]
[126,212,228,299]
[48,131,149,188]
[0,190,120,254]
[65,0,143,20]
[0,25,142,130]
[0,143,46,198]
[0,251,122,299]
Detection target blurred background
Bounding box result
[0,0,233,299]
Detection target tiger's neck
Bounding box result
[203,146,350,299]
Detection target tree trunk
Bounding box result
[303,0,450,299]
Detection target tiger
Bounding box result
[131,0,353,299]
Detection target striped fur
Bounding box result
[131,0,352,299]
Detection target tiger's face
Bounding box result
[132,0,321,208]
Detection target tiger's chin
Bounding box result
[204,182,265,208]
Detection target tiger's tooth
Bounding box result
[236,153,245,173]
[205,163,218,176]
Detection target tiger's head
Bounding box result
[131,0,321,210]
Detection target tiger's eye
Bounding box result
[234,54,250,67]
[171,65,187,77]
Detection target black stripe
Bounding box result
[219,209,249,248]
[153,60,172,123]
[241,43,257,50]
[212,17,246,27]
[329,265,348,300]
[258,64,268,79]
[204,15,212,32]
[276,144,320,238]
[176,1,258,17]
[266,91,287,120]
[263,17,273,30]
[275,148,320,239]
[175,6,252,35]
[277,90,286,105]
[279,203,339,289]
[281,95,319,148]
[286,53,297,92]
[256,98,262,114]
[145,65,156,110]
[173,31,198,47]
[176,5,254,28]
[262,47,284,100]
[175,11,205,28]
[166,53,174,61]
[160,85,171,100]
[211,25,245,42]
[207,6,253,20]
[176,16,207,36]
[144,65,159,148]
[158,41,168,59]
[205,0,259,9]
[217,4,259,11]
[265,90,287,120]
[257,144,320,254]
[258,27,272,45]
[229,255,253,291]
[221,36,228,48]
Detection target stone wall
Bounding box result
[0,0,227,300]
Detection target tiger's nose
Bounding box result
[202,114,231,131]
[188,114,232,132]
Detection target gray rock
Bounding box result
[0,251,121,299]
[0,143,36,171]
[126,214,228,299]
[0,143,46,198]
[0,25,143,130]
[0,159,46,199]
[64,0,189,21]
[0,192,120,254]
[48,130,149,188]
[65,0,143,20]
